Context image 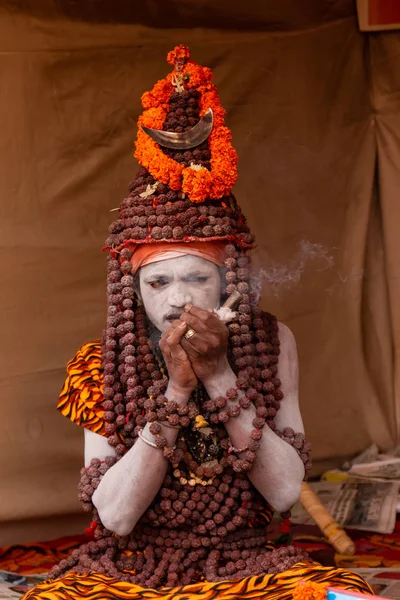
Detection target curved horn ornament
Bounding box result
[141,108,214,150]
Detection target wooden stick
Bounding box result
[300,482,355,555]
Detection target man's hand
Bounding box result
[173,306,230,385]
[159,323,198,396]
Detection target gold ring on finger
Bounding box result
[184,328,196,340]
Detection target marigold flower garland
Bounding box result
[134,46,238,203]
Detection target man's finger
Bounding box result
[164,324,192,360]
[181,337,208,355]
[187,306,221,328]
[159,332,172,358]
[180,310,222,334]
[184,305,222,327]
[166,322,188,346]
[179,312,210,334]
[169,341,189,362]
[171,319,186,329]
[161,326,174,338]
[183,305,211,322]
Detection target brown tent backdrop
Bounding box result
[1,0,399,545]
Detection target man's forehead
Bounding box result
[140,254,215,277]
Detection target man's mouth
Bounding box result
[165,313,181,322]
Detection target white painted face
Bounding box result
[139,254,222,332]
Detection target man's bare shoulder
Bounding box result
[277,322,298,363]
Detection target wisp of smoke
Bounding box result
[251,240,334,299]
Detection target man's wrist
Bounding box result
[143,422,178,445]
[202,362,236,397]
[165,382,193,404]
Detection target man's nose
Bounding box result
[168,282,192,309]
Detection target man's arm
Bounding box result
[88,395,183,536]
[89,322,196,536]
[187,317,305,513]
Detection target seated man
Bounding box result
[24,46,370,599]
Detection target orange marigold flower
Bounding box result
[141,79,174,109]
[183,62,213,88]
[200,87,226,126]
[293,581,328,600]
[182,167,213,203]
[139,107,167,130]
[169,165,184,190]
[167,45,190,66]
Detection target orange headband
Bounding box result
[129,241,227,275]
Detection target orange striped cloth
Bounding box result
[57,341,105,435]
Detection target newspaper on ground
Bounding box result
[290,479,399,534]
[342,444,380,471]
[342,444,400,476]
[350,459,400,480]
[0,570,46,599]
[322,468,400,506]
[327,444,400,513]
[350,568,400,599]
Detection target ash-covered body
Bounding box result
[49,253,310,586]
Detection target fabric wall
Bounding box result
[1,0,399,545]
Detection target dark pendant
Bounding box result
[184,428,223,463]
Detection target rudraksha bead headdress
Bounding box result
[102,47,297,468]
[105,44,254,257]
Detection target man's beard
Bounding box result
[148,321,164,366]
